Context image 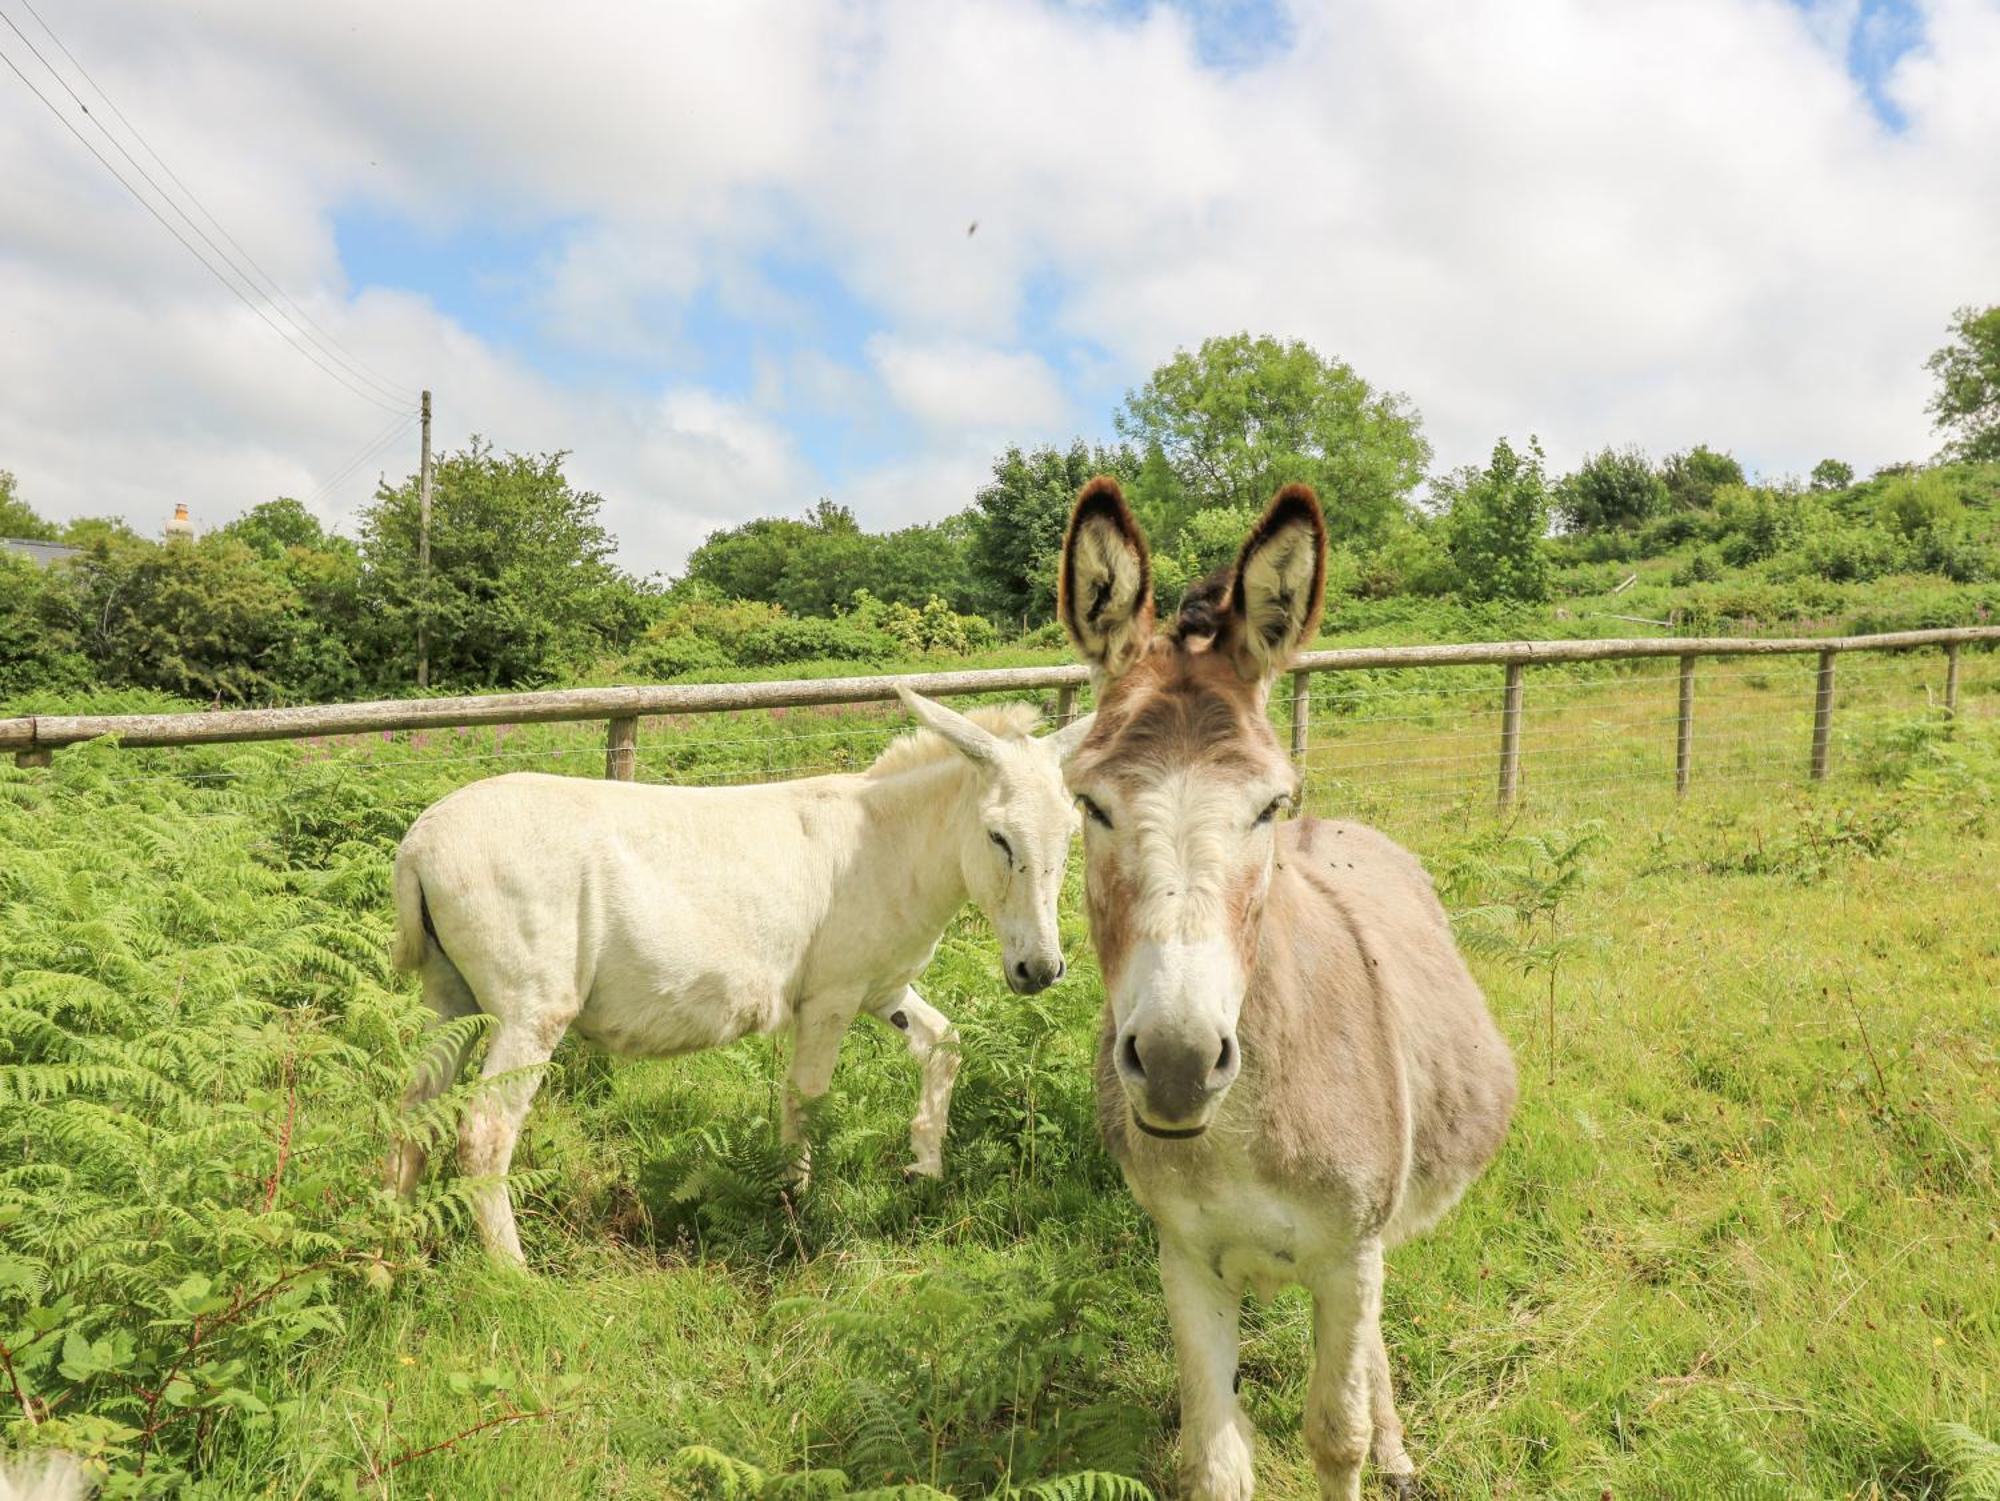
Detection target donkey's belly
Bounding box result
[571,970,786,1057]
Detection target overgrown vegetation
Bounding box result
[3,659,1995,1496]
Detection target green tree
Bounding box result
[0,553,88,697]
[219,496,333,558]
[684,501,982,619]
[967,441,1130,625]
[1444,438,1552,603]
[1660,445,1745,510]
[52,532,299,702]
[1925,304,2000,462]
[1810,458,1854,491]
[1114,333,1429,547]
[0,470,59,541]
[358,441,643,691]
[1554,446,1665,532]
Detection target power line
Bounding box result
[304,411,419,509]
[0,22,411,415]
[10,0,416,407]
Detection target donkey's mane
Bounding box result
[1169,566,1236,645]
[866,701,1043,778]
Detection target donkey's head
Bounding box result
[1058,476,1327,1138]
[896,688,1095,994]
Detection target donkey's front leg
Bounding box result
[1305,1239,1386,1501]
[782,997,851,1189]
[1160,1238,1255,1501]
[868,986,961,1178]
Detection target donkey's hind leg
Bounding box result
[388,949,481,1197]
[458,1005,573,1267]
[1367,1327,1418,1497]
[869,986,962,1178]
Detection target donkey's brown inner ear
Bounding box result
[1228,483,1327,681]
[1060,476,1156,679]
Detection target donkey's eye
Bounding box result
[1254,797,1285,827]
[1077,796,1114,831]
[988,831,1013,864]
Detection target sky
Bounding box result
[1,0,1995,576]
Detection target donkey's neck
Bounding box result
[841,756,979,961]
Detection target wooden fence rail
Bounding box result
[7,626,1996,805]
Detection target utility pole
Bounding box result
[416,389,432,690]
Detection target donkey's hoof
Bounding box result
[1379,1473,1419,1499]
[903,1159,944,1180]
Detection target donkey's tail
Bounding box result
[390,840,430,973]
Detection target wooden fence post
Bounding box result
[1810,650,1836,781]
[1675,655,1695,798]
[1944,642,1960,719]
[605,716,638,781]
[1497,663,1524,812]
[1289,670,1310,761]
[1055,684,1077,729]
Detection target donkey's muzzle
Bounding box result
[1008,956,1065,994]
[1115,1023,1239,1137]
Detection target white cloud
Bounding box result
[867,336,1069,435]
[3,0,1998,572]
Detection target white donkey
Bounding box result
[388,688,1092,1264]
[1057,478,1517,1500]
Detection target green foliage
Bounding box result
[1660,444,1745,510]
[687,501,984,622]
[780,1259,1150,1495]
[358,441,650,691]
[1442,438,1553,603]
[1444,823,1605,1084]
[1926,304,2000,462]
[1114,333,1429,549]
[44,531,305,704]
[216,498,332,560]
[0,555,90,698]
[0,470,58,541]
[1810,458,1854,491]
[1928,1422,2000,1501]
[616,587,996,681]
[969,443,1132,626]
[1555,446,1666,533]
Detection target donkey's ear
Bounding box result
[897,686,1000,764]
[1060,476,1154,683]
[1042,710,1097,766]
[1226,483,1327,683]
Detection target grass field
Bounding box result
[3,649,1997,1499]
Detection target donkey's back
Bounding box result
[1275,817,1516,1246]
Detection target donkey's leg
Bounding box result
[457,1007,572,1267]
[388,948,481,1197]
[781,996,851,1189]
[1304,1239,1385,1501]
[1367,1327,1418,1497]
[867,986,962,1178]
[1160,1238,1255,1501]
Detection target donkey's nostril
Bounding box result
[1013,961,1029,983]
[1121,1033,1145,1078]
[1215,1036,1235,1074]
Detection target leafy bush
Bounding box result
[1443,438,1553,603]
